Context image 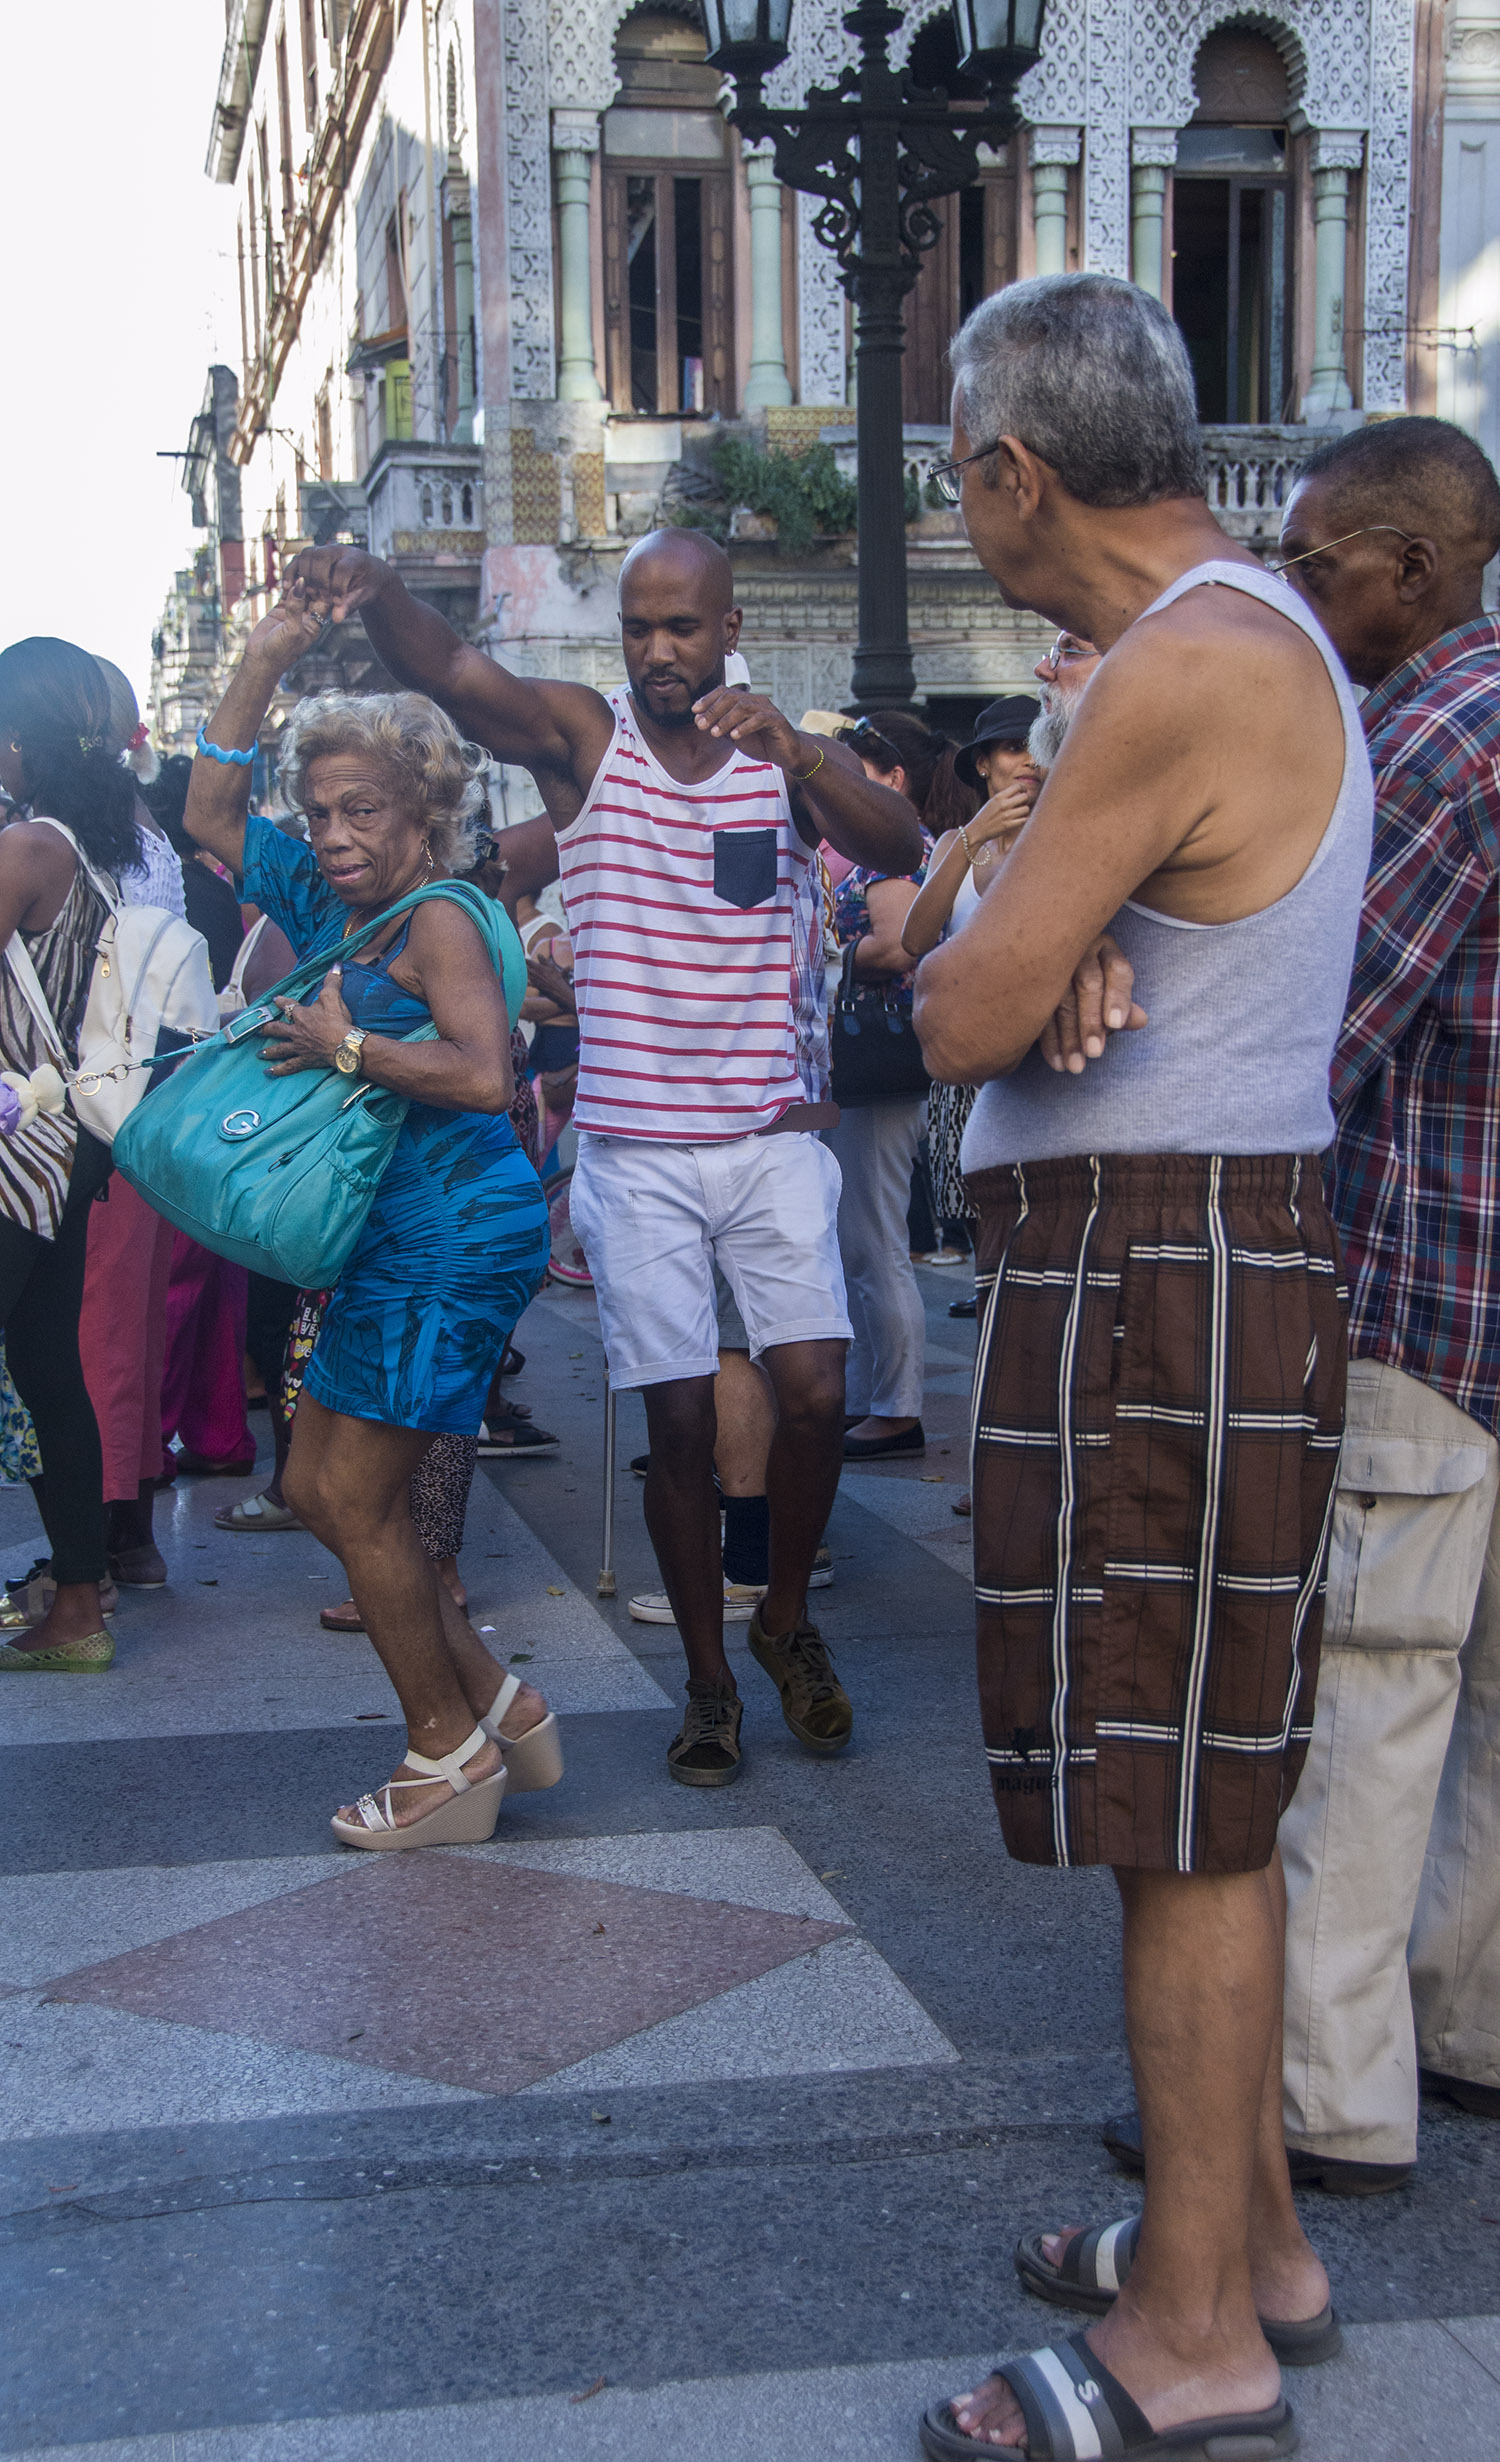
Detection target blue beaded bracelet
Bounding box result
[195,724,255,768]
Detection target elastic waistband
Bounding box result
[966,1153,1329,1208]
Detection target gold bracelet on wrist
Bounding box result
[794,744,826,784]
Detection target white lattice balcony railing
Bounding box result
[364,441,484,563]
[1201,426,1326,544]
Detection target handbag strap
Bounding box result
[2,930,70,1069]
[24,814,121,914]
[235,877,526,1031]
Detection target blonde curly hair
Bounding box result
[274,691,490,871]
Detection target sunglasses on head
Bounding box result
[840,719,902,770]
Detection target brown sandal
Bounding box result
[320,1597,364,1633]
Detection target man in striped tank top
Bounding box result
[287,529,921,1788]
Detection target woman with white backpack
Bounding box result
[0,637,142,1671]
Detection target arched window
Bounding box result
[601,8,735,416]
[1172,28,1294,422]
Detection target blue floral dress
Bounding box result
[242,817,550,1434]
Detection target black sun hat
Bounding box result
[954,695,1042,792]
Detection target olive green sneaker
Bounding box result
[666,1678,743,1787]
[747,1611,852,1755]
[0,1628,114,1672]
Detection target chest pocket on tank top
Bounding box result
[712,827,778,910]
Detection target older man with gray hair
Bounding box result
[913,274,1373,2460]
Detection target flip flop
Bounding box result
[919,2332,1298,2460]
[214,1492,304,1533]
[320,1598,364,1633]
[1015,2218,1343,2366]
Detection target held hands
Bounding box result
[243,581,327,678]
[281,546,388,626]
[1039,934,1149,1074]
[260,967,355,1075]
[691,687,807,774]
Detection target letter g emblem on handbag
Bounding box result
[220,1108,262,1140]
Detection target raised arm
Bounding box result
[902,780,1035,958]
[284,548,611,820]
[690,686,923,873]
[184,595,324,875]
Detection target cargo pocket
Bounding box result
[712,827,778,910]
[1326,1433,1494,1652]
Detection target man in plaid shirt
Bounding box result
[1276,417,1500,2186]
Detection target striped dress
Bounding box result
[0,860,109,1238]
[556,690,829,1143]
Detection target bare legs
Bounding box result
[641,1337,846,1684]
[283,1393,500,1822]
[949,1852,1326,2448]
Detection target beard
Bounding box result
[1027,693,1071,774]
[1027,669,1094,774]
[631,656,725,729]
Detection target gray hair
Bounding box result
[275,690,489,871]
[950,273,1206,509]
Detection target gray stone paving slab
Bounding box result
[8,1274,1497,2462]
[18,2322,1500,2460]
[0,1994,479,2141]
[522,1933,957,2093]
[0,1482,668,1748]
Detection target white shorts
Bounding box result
[568,1131,852,1390]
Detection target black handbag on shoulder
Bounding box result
[829,939,931,1107]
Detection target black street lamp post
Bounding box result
[700,0,1047,708]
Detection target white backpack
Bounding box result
[3,817,219,1144]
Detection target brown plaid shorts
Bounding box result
[967,1154,1347,1875]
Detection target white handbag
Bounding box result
[3,819,219,1144]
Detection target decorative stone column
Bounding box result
[742,140,793,408]
[552,108,603,404]
[1130,129,1177,299]
[1029,126,1081,278]
[1304,130,1363,417]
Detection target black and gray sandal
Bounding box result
[1014,2218,1342,2368]
[918,2332,1298,2460]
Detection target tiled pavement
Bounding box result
[3,1273,1498,2458]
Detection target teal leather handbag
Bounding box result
[112,880,527,1289]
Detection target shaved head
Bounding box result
[1297,417,1500,571]
[619,525,736,616]
[616,527,741,729]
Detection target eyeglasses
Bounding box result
[1264,524,1417,576]
[927,442,1001,506]
[1038,632,1095,671]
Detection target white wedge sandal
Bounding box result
[481,1674,565,1793]
[330,1724,506,1850]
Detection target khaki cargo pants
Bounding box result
[1281,1357,1500,2163]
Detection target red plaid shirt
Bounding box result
[1330,615,1500,1435]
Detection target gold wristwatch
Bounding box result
[333,1027,367,1078]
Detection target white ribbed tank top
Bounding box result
[961,561,1374,1167]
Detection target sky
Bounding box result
[0,1,238,710]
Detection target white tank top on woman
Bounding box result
[961,561,1374,1169]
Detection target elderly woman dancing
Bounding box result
[185,589,556,1848]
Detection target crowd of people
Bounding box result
[1,267,1497,2455]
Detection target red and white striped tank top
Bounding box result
[558,690,830,1143]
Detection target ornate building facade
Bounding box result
[154,0,1500,760]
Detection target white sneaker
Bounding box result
[809,1543,834,1590]
[629,1576,767,1626]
